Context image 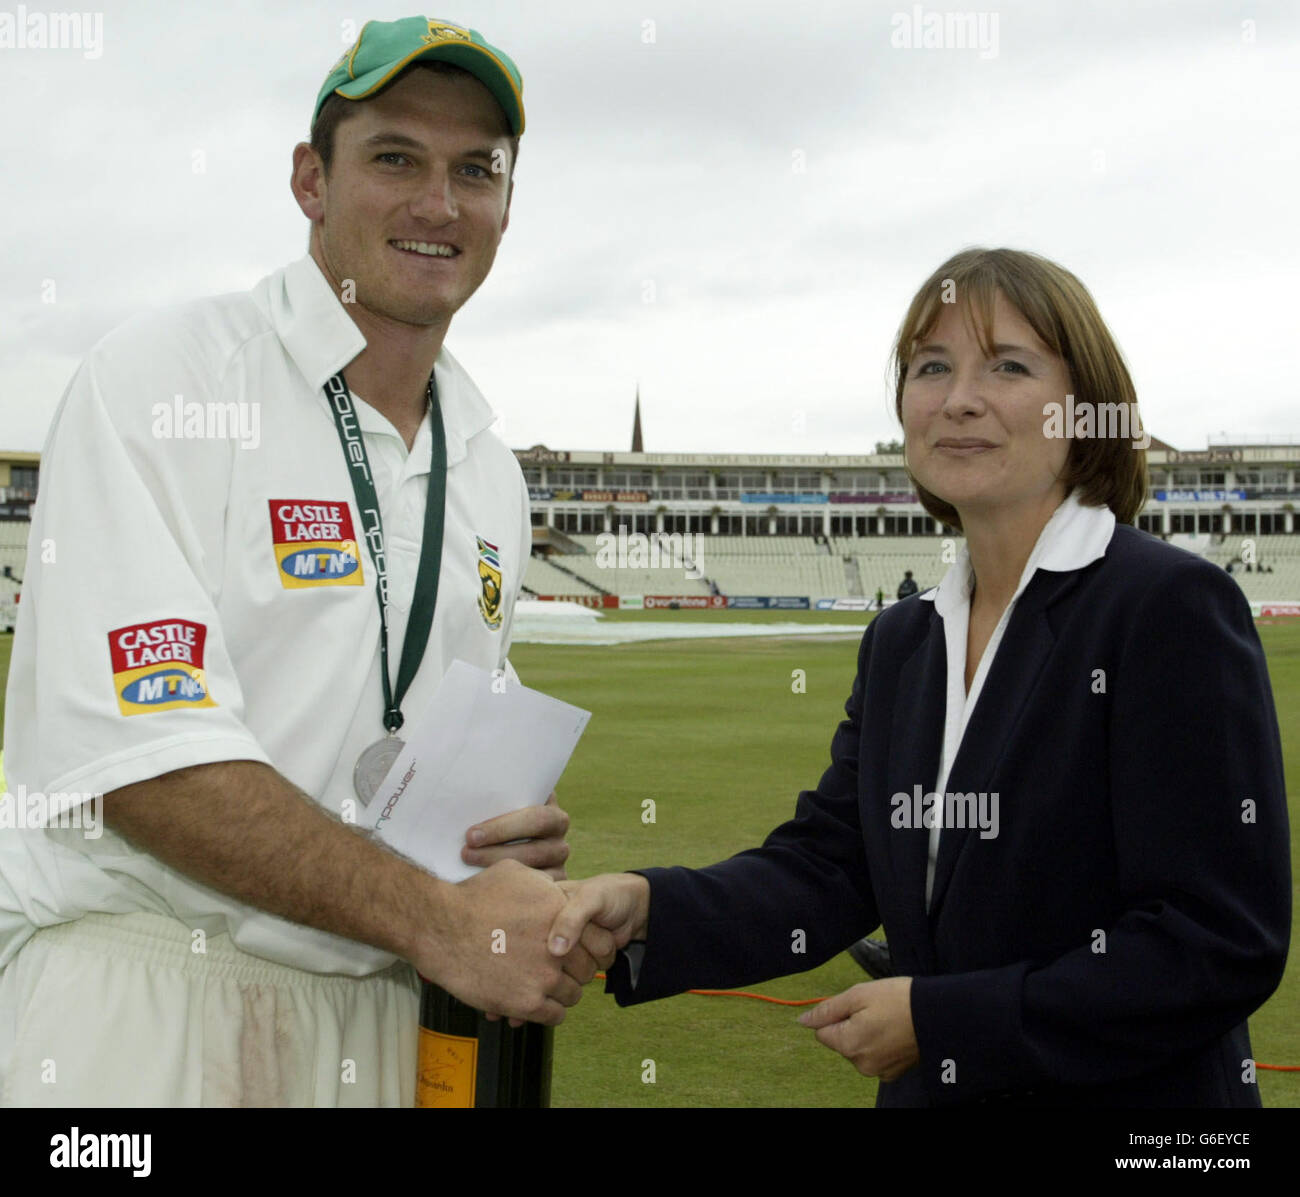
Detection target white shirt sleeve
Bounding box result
[4,322,272,809]
[496,466,532,686]
[623,942,646,988]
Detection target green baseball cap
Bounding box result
[313,16,524,135]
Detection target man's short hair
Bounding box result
[309,61,519,179]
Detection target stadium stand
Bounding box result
[515,525,1300,605]
[525,533,951,603]
[522,554,601,597]
[834,537,948,599]
[703,554,847,600]
[0,521,28,582]
[4,440,1300,607]
[537,534,709,598]
[3,515,1299,605]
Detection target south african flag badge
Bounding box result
[476,536,503,630]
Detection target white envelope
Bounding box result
[360,659,591,882]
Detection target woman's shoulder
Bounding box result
[1101,524,1244,594]
[1080,524,1257,653]
[860,589,940,659]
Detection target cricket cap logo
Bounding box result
[425,21,470,43]
[476,536,503,630]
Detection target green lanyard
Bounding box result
[323,369,447,734]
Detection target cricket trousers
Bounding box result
[0,911,420,1106]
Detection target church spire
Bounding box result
[631,385,644,453]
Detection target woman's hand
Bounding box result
[798,977,919,1082]
[547,872,651,958]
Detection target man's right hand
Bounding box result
[418,859,581,1026]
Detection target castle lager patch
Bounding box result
[108,618,217,715]
[269,499,364,589]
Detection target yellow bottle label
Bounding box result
[416,1027,478,1108]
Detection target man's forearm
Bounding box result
[104,759,587,1023]
[103,759,442,963]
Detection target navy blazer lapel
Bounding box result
[885,605,947,973]
[927,566,1091,921]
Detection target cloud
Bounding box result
[2,0,1298,454]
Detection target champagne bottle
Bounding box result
[415,977,553,1107]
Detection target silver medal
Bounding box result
[354,736,405,805]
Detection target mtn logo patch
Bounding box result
[109,618,217,715]
[269,499,364,589]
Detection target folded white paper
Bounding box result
[360,659,591,882]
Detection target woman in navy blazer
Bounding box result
[550,248,1291,1107]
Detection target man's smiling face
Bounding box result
[308,66,514,332]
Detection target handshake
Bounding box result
[421,860,651,1026]
[411,795,921,1083]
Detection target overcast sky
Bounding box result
[3,0,1298,457]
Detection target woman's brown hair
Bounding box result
[891,247,1148,531]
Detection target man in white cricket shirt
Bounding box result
[0,16,606,1106]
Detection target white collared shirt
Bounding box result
[0,255,530,974]
[918,491,1116,908]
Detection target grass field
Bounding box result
[514,613,1300,1108]
[1,618,1297,1107]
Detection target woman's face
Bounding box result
[901,289,1073,529]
